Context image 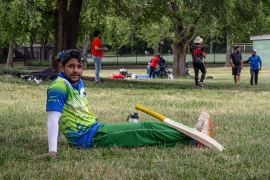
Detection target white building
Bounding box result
[250,35,270,67]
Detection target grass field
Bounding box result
[0,67,270,179]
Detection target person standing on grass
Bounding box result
[230,46,243,85]
[244,49,262,86]
[190,36,206,88]
[45,49,213,158]
[149,53,159,78]
[91,30,108,84]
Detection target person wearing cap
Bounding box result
[91,30,108,84]
[190,36,206,88]
[45,49,214,157]
[230,46,243,85]
[244,49,262,85]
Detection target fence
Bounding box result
[0,46,54,66]
[99,43,252,65]
[0,43,253,66]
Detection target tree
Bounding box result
[98,0,227,77]
[0,0,43,68]
[55,0,83,51]
[163,0,227,77]
[212,0,270,66]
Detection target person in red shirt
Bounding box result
[91,30,108,84]
[149,53,159,78]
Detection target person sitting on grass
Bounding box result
[149,53,159,78]
[45,49,213,158]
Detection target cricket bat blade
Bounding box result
[135,104,224,152]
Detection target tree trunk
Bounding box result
[66,0,83,49]
[210,40,213,54]
[30,33,35,59]
[52,0,83,71]
[152,44,159,54]
[6,40,15,68]
[225,34,232,67]
[172,43,186,77]
[55,0,68,52]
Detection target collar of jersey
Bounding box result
[58,72,83,93]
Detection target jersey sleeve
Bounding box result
[46,81,68,113]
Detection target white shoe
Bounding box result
[194,112,213,147]
[195,112,213,137]
[198,82,204,88]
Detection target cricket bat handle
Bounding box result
[135,104,166,121]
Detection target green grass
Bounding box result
[0,67,270,179]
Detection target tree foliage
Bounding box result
[0,0,44,45]
[0,0,45,67]
[0,0,269,72]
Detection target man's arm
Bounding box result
[202,47,206,58]
[244,57,250,64]
[230,58,235,68]
[94,46,108,51]
[202,51,206,59]
[47,111,61,157]
[259,56,262,70]
[92,38,108,51]
[240,54,243,68]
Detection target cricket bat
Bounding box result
[135,104,224,152]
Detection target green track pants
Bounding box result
[92,121,192,148]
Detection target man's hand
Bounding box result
[231,64,235,68]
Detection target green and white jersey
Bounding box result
[46,73,101,148]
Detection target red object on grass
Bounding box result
[109,74,125,79]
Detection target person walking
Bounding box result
[190,36,206,88]
[230,46,243,85]
[245,49,262,85]
[91,30,108,84]
[45,49,213,158]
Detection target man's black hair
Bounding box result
[57,49,83,66]
[234,46,240,51]
[93,30,101,37]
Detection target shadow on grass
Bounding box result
[83,77,270,92]
[0,71,268,92]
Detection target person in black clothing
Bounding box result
[230,46,243,85]
[190,36,206,88]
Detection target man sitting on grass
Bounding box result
[46,49,213,157]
